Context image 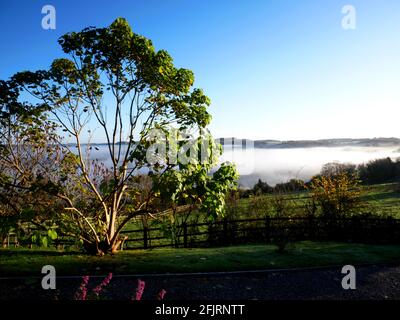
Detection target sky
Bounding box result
[1,0,400,141]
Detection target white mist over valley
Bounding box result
[222,146,400,188]
[79,138,400,189]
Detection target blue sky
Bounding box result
[1,0,400,141]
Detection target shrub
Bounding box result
[308,173,362,217]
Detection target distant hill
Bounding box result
[216,137,400,149]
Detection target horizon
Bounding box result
[73,136,400,145]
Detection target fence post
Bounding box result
[308,216,315,241]
[223,218,228,245]
[143,227,148,249]
[265,217,271,243]
[183,222,188,248]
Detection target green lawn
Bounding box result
[1,241,400,277]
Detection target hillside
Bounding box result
[217,137,400,149]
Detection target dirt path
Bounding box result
[1,264,400,300]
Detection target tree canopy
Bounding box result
[0,18,237,254]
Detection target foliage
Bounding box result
[0,79,64,244]
[308,173,362,217]
[252,179,273,195]
[320,162,357,178]
[274,179,306,193]
[241,157,400,199]
[358,157,400,184]
[246,178,305,197]
[269,193,293,253]
[1,18,237,255]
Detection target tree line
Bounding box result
[242,157,400,197]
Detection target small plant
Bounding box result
[157,289,167,300]
[133,279,146,300]
[132,279,167,301]
[73,275,166,300]
[270,193,291,253]
[92,272,113,297]
[74,273,112,300]
[248,195,271,218]
[74,275,90,300]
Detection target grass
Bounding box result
[1,241,400,277]
[117,182,400,249]
[360,183,400,217]
[120,183,400,249]
[1,183,398,278]
[124,183,400,233]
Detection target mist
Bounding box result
[79,144,400,189]
[221,146,400,188]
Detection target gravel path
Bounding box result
[1,264,400,300]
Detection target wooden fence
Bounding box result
[4,216,399,250]
[119,216,400,250]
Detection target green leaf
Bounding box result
[40,236,48,248]
[47,229,58,240]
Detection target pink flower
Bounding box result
[92,286,102,296]
[74,275,90,300]
[134,279,146,301]
[157,289,167,300]
[81,287,88,300]
[92,272,113,297]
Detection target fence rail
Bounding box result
[4,216,400,250]
[119,216,400,250]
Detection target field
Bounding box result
[121,183,400,237]
[360,183,400,217]
[1,241,400,277]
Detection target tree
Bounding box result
[252,179,272,194]
[357,157,397,184]
[4,18,237,255]
[274,179,305,193]
[0,80,64,247]
[320,162,357,178]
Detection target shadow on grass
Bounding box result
[361,191,400,202]
[0,249,83,257]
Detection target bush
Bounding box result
[270,193,292,253]
[308,173,362,217]
[274,179,306,193]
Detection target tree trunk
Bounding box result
[2,236,7,248]
[82,234,127,255]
